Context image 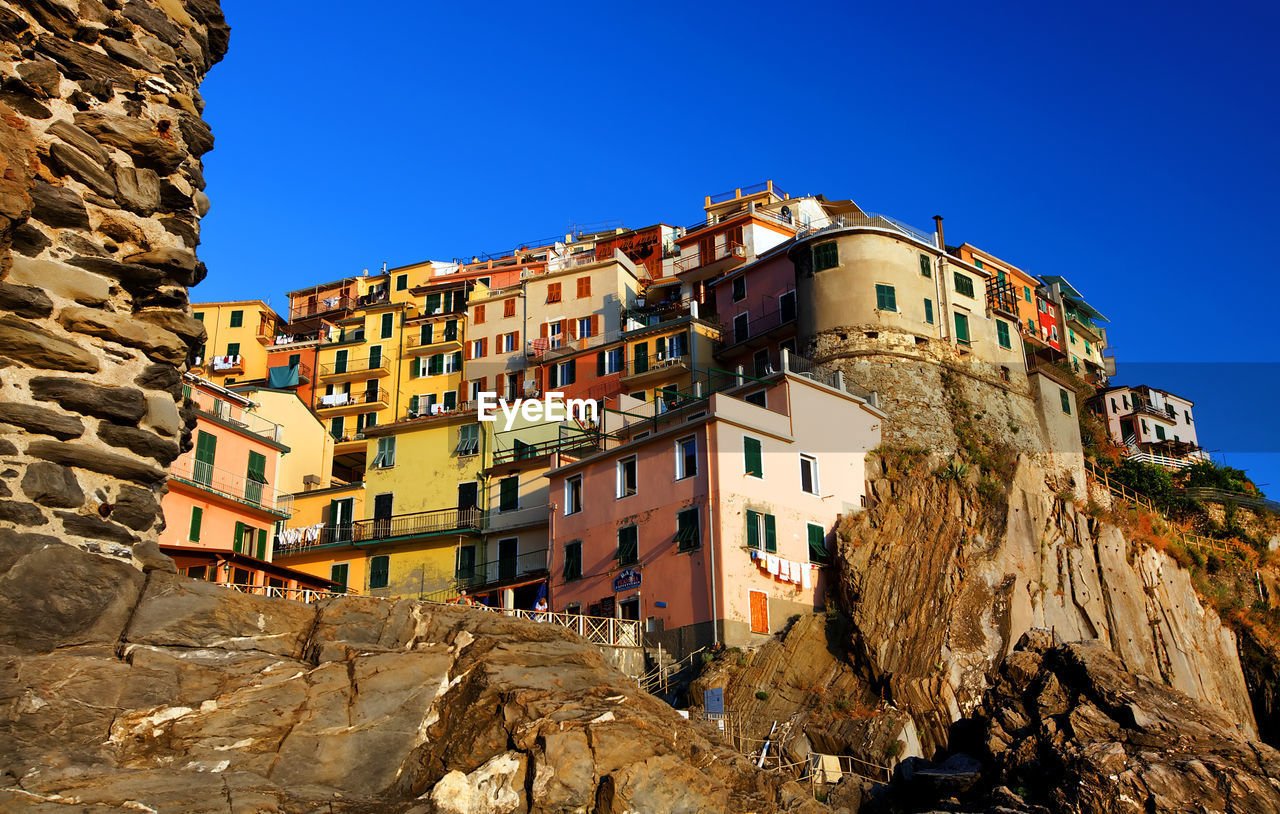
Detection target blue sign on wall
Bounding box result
[704,687,725,714]
[612,568,642,592]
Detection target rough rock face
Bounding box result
[0,0,227,563]
[836,452,1257,756]
[0,532,821,813]
[963,633,1280,813]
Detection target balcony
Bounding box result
[621,353,691,385]
[279,506,484,553]
[674,239,746,281]
[986,278,1020,318]
[490,435,602,466]
[526,329,621,362]
[290,294,357,323]
[170,456,294,518]
[206,355,243,375]
[716,296,796,352]
[185,386,284,443]
[405,330,462,356]
[318,356,391,384]
[456,546,548,593]
[482,504,551,533]
[315,390,389,416]
[1129,400,1178,424]
[266,360,312,388]
[620,297,701,328]
[333,434,367,456]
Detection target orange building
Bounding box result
[160,375,322,591]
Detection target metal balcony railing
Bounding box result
[290,295,357,322]
[491,434,602,465]
[406,329,460,350]
[214,582,350,603]
[455,547,549,592]
[986,278,1020,316]
[674,239,745,275]
[624,353,691,379]
[303,506,484,550]
[184,387,285,443]
[170,456,294,517]
[319,356,389,377]
[316,390,387,409]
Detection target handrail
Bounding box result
[422,600,643,648]
[1178,487,1280,515]
[319,356,390,377]
[214,582,347,604]
[315,390,387,409]
[169,456,294,517]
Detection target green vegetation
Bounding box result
[755,690,770,701]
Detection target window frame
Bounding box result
[617,455,638,499]
[953,271,975,298]
[675,435,697,480]
[617,524,639,566]
[813,242,839,272]
[799,453,819,495]
[874,283,897,312]
[369,555,390,589]
[676,507,700,552]
[743,436,763,478]
[996,319,1012,350]
[562,540,582,581]
[731,276,746,302]
[565,475,583,515]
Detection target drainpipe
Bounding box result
[706,421,720,647]
[933,216,951,343]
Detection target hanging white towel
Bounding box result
[801,565,812,590]
[780,560,792,582]
[766,555,779,575]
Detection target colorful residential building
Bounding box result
[1092,385,1204,468]
[191,300,286,387]
[160,375,329,594]
[546,362,884,657]
[228,384,335,494]
[1039,275,1111,387]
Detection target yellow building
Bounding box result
[230,385,336,495]
[619,316,721,405]
[273,480,366,592]
[191,300,285,388]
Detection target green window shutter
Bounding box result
[500,476,518,511]
[924,298,934,325]
[974,258,984,269]
[808,524,829,561]
[335,349,348,374]
[451,351,462,371]
[330,563,349,591]
[428,354,442,375]
[396,274,408,291]
[369,555,389,589]
[426,293,441,312]
[422,324,433,344]
[247,450,267,483]
[953,272,974,298]
[814,242,838,271]
[257,528,267,560]
[195,431,217,465]
[1060,389,1072,415]
[618,526,638,565]
[744,436,763,478]
[764,513,777,553]
[227,342,240,357]
[677,508,699,550]
[875,284,896,311]
[996,320,1011,349]
[1023,285,1032,303]
[381,312,393,338]
[563,541,582,580]
[188,506,203,542]
[409,395,419,414]
[444,391,457,410]
[954,313,970,344]
[229,310,243,328]
[410,357,420,377]
[746,509,760,549]
[919,254,931,277]
[445,320,457,341]
[233,521,245,554]
[1027,318,1035,332]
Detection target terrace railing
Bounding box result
[170,456,294,517]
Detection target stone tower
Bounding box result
[0,0,228,565]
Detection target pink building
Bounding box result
[547,365,883,657]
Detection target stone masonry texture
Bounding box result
[0,0,228,566]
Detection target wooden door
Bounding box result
[749,590,769,634]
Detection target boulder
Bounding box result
[20,461,84,508]
[29,376,148,424]
[0,315,100,373]
[0,401,85,440]
[57,304,188,364]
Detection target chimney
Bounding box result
[933,215,944,250]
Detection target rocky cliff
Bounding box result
[1,530,828,812]
[837,450,1256,757]
[0,0,226,561]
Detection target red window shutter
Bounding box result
[504,298,516,318]
[512,330,519,345]
[465,341,472,360]
[591,315,600,335]
[481,338,488,356]
[540,323,548,338]
[475,304,485,324]
[560,319,568,338]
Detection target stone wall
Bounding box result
[0,0,227,565]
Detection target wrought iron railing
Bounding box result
[986,278,1020,316]
[290,294,357,321]
[315,389,387,409]
[318,356,390,377]
[674,239,745,274]
[455,548,548,592]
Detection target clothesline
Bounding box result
[749,549,814,590]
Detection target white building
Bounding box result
[1094,384,1205,468]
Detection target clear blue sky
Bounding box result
[196,0,1280,492]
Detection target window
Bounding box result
[953,272,974,298]
[547,360,575,387]
[188,506,203,542]
[562,540,582,580]
[229,309,243,328]
[745,509,777,553]
[974,258,984,269]
[1185,410,1192,424]
[1122,394,1130,409]
[445,352,461,373]
[502,332,518,353]
[617,525,639,565]
[329,416,343,440]
[226,342,240,358]
[396,274,408,291]
[546,282,562,303]
[1155,424,1167,441]
[576,276,591,298]
[807,523,830,563]
[499,475,519,511]
[1050,325,1059,342]
[369,555,390,589]
[744,436,763,478]
[474,304,486,324]
[919,254,931,277]
[456,545,476,579]
[996,320,1012,349]
[456,424,480,456]
[676,507,700,551]
[504,298,517,318]
[573,317,592,339]
[779,290,797,323]
[799,454,819,495]
[954,312,970,345]
[371,436,396,468]
[330,563,349,591]
[1141,419,1149,434]
[1023,285,1032,303]
[1060,388,1072,415]
[754,349,771,378]
[813,242,838,271]
[731,276,746,302]
[598,347,623,375]
[547,321,562,349]
[472,339,485,358]
[194,312,204,322]
[1110,397,1117,413]
[875,284,897,312]
[1069,328,1076,345]
[676,436,697,479]
[1027,318,1035,333]
[381,312,394,339]
[565,475,583,515]
[744,390,766,407]
[924,298,934,325]
[443,320,458,341]
[733,313,749,344]
[617,455,637,498]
